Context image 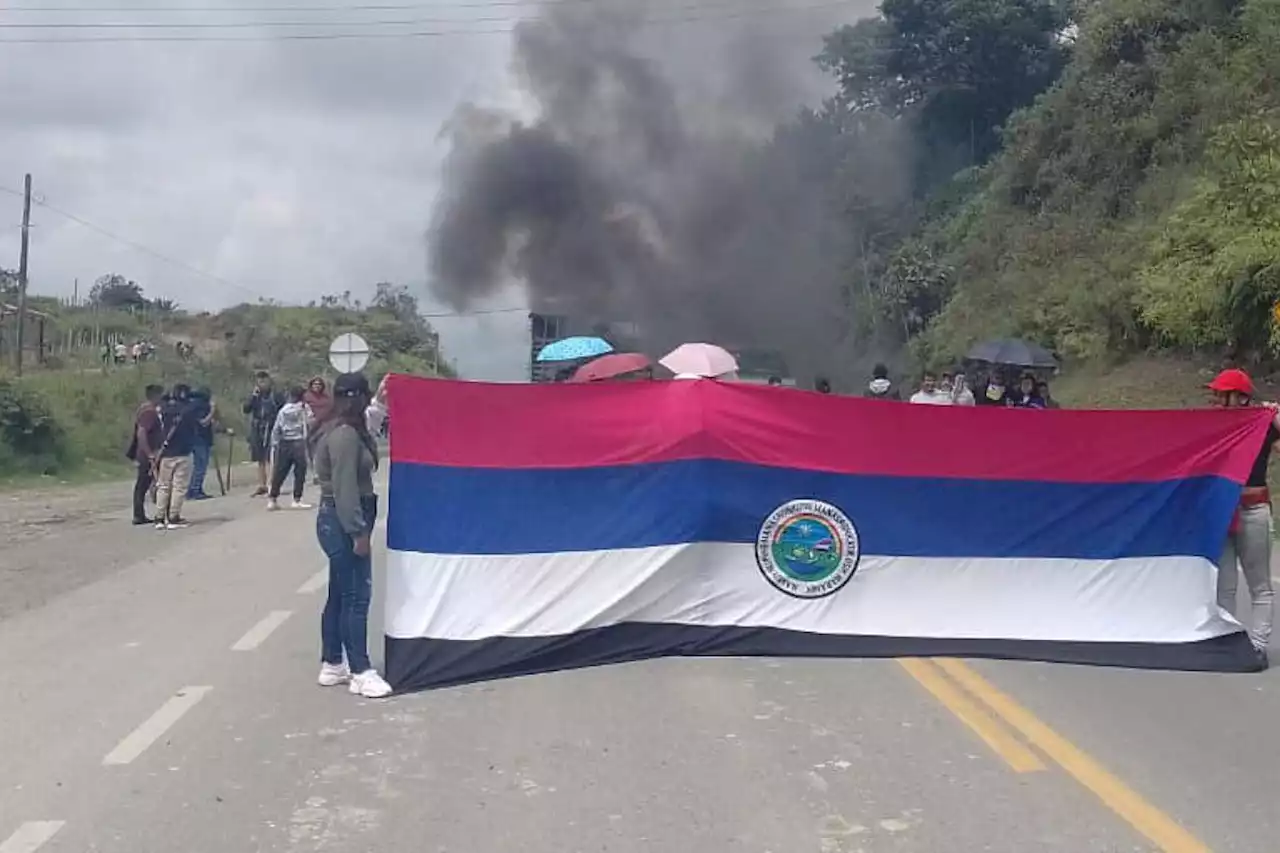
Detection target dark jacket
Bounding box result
[243,388,284,446]
[865,378,902,401]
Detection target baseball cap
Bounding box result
[1207,368,1255,396]
[333,372,372,398]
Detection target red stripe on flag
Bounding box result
[384,374,1272,484]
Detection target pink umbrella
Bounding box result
[659,343,738,378]
[569,352,653,382]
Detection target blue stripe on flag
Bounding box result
[387,459,1238,560]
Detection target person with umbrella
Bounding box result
[1010,374,1047,409]
[977,369,1015,406]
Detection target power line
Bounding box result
[0,0,749,11]
[0,0,777,27]
[0,1,854,41]
[34,198,263,299]
[2,183,531,319]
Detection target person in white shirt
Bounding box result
[909,371,953,405]
[950,372,976,405]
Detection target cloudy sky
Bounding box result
[0,0,859,380]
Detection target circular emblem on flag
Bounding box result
[755,499,860,599]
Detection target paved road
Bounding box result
[3,476,1279,852]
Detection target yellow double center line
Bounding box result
[898,657,1212,853]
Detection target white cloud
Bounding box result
[0,4,527,378]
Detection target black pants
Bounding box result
[132,460,154,521]
[270,439,308,500]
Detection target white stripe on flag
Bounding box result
[385,544,1240,644]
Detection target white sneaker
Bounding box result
[154,519,167,530]
[348,670,393,698]
[165,519,190,530]
[317,662,351,687]
[266,498,280,512]
[291,500,313,510]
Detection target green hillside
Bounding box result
[0,280,451,481]
[803,0,1280,375]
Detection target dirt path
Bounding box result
[0,466,269,621]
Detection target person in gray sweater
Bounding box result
[311,372,391,699]
[267,385,313,511]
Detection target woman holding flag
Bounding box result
[311,372,392,699]
[1209,367,1277,668]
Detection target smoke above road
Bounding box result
[426,0,898,372]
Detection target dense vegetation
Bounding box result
[794,0,1280,370]
[0,278,451,480]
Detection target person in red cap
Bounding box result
[1209,367,1277,667]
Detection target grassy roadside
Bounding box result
[0,458,134,494]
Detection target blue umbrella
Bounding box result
[536,336,614,363]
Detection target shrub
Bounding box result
[0,380,70,476]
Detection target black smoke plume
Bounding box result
[427,0,899,375]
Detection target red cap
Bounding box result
[1207,368,1255,396]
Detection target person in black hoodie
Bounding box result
[154,383,199,529]
[186,387,216,500]
[865,363,902,400]
[243,371,284,497]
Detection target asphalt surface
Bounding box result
[3,472,1279,852]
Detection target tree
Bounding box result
[371,282,422,326]
[1139,119,1280,360]
[88,274,149,311]
[818,0,1071,187]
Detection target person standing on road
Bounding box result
[154,383,198,530]
[312,372,392,698]
[303,376,332,425]
[909,371,952,405]
[243,371,284,498]
[865,363,902,401]
[950,372,976,406]
[1010,373,1047,409]
[1209,368,1277,668]
[186,387,217,501]
[304,376,332,485]
[268,386,313,511]
[128,384,165,526]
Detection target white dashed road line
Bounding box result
[231,610,293,652]
[0,821,65,853]
[102,686,213,766]
[297,569,327,594]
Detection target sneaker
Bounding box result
[155,518,167,530]
[266,498,280,511]
[318,661,351,687]
[291,500,313,510]
[251,487,268,498]
[349,670,393,698]
[166,517,190,530]
[132,516,153,526]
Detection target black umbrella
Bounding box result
[966,338,1058,369]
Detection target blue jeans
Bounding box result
[317,495,378,674]
[188,442,211,497]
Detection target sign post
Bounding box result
[329,332,370,374]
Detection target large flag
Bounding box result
[384,375,1271,692]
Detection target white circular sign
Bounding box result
[329,332,370,373]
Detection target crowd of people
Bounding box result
[862,363,1060,409]
[127,367,393,697]
[104,339,159,365]
[128,370,390,526]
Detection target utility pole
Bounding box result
[15,173,31,376]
